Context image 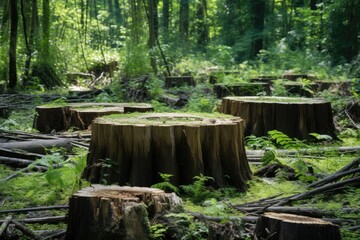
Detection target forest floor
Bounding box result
[0,88,359,240]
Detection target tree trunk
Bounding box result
[254,212,341,240]
[196,0,208,48]
[84,113,251,190]
[162,0,169,33]
[310,0,317,10]
[42,0,50,59]
[65,185,181,240]
[33,103,154,133]
[148,0,158,72]
[221,96,336,140]
[250,0,265,57]
[8,0,18,89]
[179,0,189,42]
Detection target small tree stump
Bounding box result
[33,103,153,133]
[282,73,317,81]
[84,112,251,190]
[220,96,336,139]
[213,83,270,98]
[165,76,195,88]
[283,82,317,97]
[254,212,341,240]
[65,184,181,240]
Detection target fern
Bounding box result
[151,173,179,194]
[181,174,215,204]
[268,130,308,149]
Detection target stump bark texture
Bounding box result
[33,103,153,133]
[254,212,341,240]
[84,112,251,190]
[221,96,336,139]
[165,76,195,88]
[65,185,181,240]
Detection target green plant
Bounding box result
[165,213,208,240]
[181,174,215,204]
[150,224,168,240]
[297,78,314,95]
[151,173,179,194]
[245,135,274,150]
[268,130,308,149]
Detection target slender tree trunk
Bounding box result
[42,0,50,60]
[20,0,30,86]
[9,0,18,89]
[310,0,317,10]
[347,0,359,60]
[196,0,208,48]
[179,0,189,42]
[162,0,169,34]
[1,0,9,35]
[148,0,158,72]
[114,0,122,24]
[250,0,265,57]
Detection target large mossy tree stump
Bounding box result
[221,96,336,140]
[33,103,153,133]
[65,185,181,240]
[84,112,251,190]
[254,212,341,240]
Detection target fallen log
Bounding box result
[0,138,72,154]
[0,216,12,237]
[0,205,68,214]
[0,216,66,225]
[12,219,42,240]
[235,206,333,218]
[0,147,44,160]
[308,167,360,188]
[0,165,48,183]
[0,156,34,167]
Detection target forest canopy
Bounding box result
[0,0,359,90]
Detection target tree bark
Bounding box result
[8,0,18,89]
[65,185,181,240]
[254,212,341,240]
[179,0,189,42]
[250,0,265,57]
[84,113,251,190]
[221,96,336,140]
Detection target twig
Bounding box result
[308,167,360,188]
[0,216,66,225]
[0,215,12,236]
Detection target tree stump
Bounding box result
[65,184,181,240]
[84,112,251,190]
[250,76,278,85]
[283,82,317,97]
[220,96,336,140]
[165,76,195,88]
[33,103,153,133]
[316,80,353,95]
[282,73,316,81]
[213,83,270,98]
[254,212,341,240]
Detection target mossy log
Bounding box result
[220,96,336,139]
[213,83,270,98]
[33,103,153,133]
[65,185,181,240]
[165,76,195,88]
[84,112,251,190]
[254,212,341,240]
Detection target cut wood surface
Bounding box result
[221,96,336,139]
[254,212,341,240]
[84,112,251,189]
[65,185,181,240]
[33,102,153,133]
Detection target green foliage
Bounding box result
[151,173,179,194]
[268,130,308,149]
[150,224,168,240]
[165,213,208,240]
[245,135,273,150]
[181,174,215,204]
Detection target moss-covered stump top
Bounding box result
[94,112,242,126]
[34,102,154,133]
[221,96,336,139]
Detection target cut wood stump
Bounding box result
[283,82,317,97]
[213,83,270,98]
[165,76,195,88]
[221,96,336,140]
[65,184,181,240]
[282,73,317,81]
[254,212,341,240]
[84,112,251,190]
[33,103,153,133]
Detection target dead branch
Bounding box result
[0,205,68,214]
[12,219,42,240]
[0,215,12,237]
[0,216,66,225]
